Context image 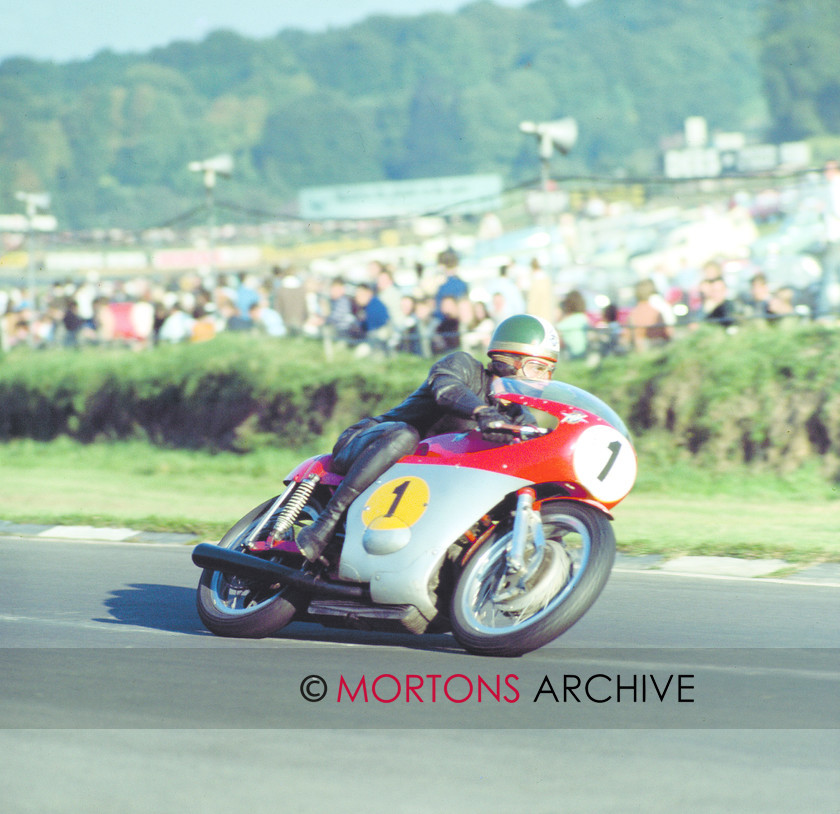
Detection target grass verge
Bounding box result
[1,438,838,564]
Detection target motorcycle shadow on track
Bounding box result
[96,582,465,652]
[268,623,466,654]
[95,583,210,636]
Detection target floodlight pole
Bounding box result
[204,169,217,276]
[520,117,577,192]
[519,119,578,280]
[200,166,218,276]
[189,155,232,279]
[537,134,553,196]
[15,191,50,303]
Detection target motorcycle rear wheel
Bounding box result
[196,495,322,638]
[450,500,615,657]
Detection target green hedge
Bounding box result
[0,335,431,451]
[1,326,838,477]
[575,322,840,477]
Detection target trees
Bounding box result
[254,90,383,194]
[0,0,833,230]
[760,0,840,141]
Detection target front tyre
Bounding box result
[196,495,321,638]
[450,501,615,657]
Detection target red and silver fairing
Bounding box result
[338,378,637,619]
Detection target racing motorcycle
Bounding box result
[192,378,637,657]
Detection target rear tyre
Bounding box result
[196,495,322,638]
[450,501,615,657]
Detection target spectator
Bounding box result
[433,295,461,354]
[7,310,31,349]
[595,302,626,357]
[768,286,796,319]
[151,300,168,345]
[390,295,416,354]
[322,278,357,343]
[485,263,525,320]
[459,298,495,355]
[234,272,260,325]
[627,279,672,351]
[302,276,326,337]
[272,266,308,336]
[190,305,217,343]
[30,307,57,348]
[158,297,196,343]
[352,283,391,353]
[556,290,590,360]
[396,296,438,358]
[375,266,405,333]
[434,248,468,317]
[526,257,555,323]
[217,294,251,331]
[61,298,84,347]
[489,290,511,325]
[397,293,417,325]
[816,159,840,320]
[249,299,287,337]
[746,272,773,320]
[74,275,99,332]
[699,261,737,329]
[96,297,154,348]
[366,259,386,286]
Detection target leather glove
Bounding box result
[474,406,514,444]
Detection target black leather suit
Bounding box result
[329,350,523,490]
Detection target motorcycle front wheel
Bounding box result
[450,500,615,657]
[196,494,322,638]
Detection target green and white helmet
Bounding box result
[487,314,560,363]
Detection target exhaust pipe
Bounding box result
[192,543,368,601]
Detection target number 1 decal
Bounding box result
[597,440,622,481]
[384,480,411,517]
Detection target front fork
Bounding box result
[497,487,546,599]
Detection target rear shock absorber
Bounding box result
[264,473,321,547]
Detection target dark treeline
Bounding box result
[1,0,838,230]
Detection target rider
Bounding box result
[295,313,561,563]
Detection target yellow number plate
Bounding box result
[361,476,431,530]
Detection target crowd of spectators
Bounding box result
[4,159,839,361]
[0,241,831,362]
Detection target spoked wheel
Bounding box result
[450,501,615,657]
[196,495,323,638]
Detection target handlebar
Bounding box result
[492,422,550,441]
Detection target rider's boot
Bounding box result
[296,480,363,563]
[297,422,420,564]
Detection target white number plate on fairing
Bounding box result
[572,425,637,503]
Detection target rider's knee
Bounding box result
[384,422,420,458]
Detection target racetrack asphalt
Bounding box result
[2,519,839,586]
